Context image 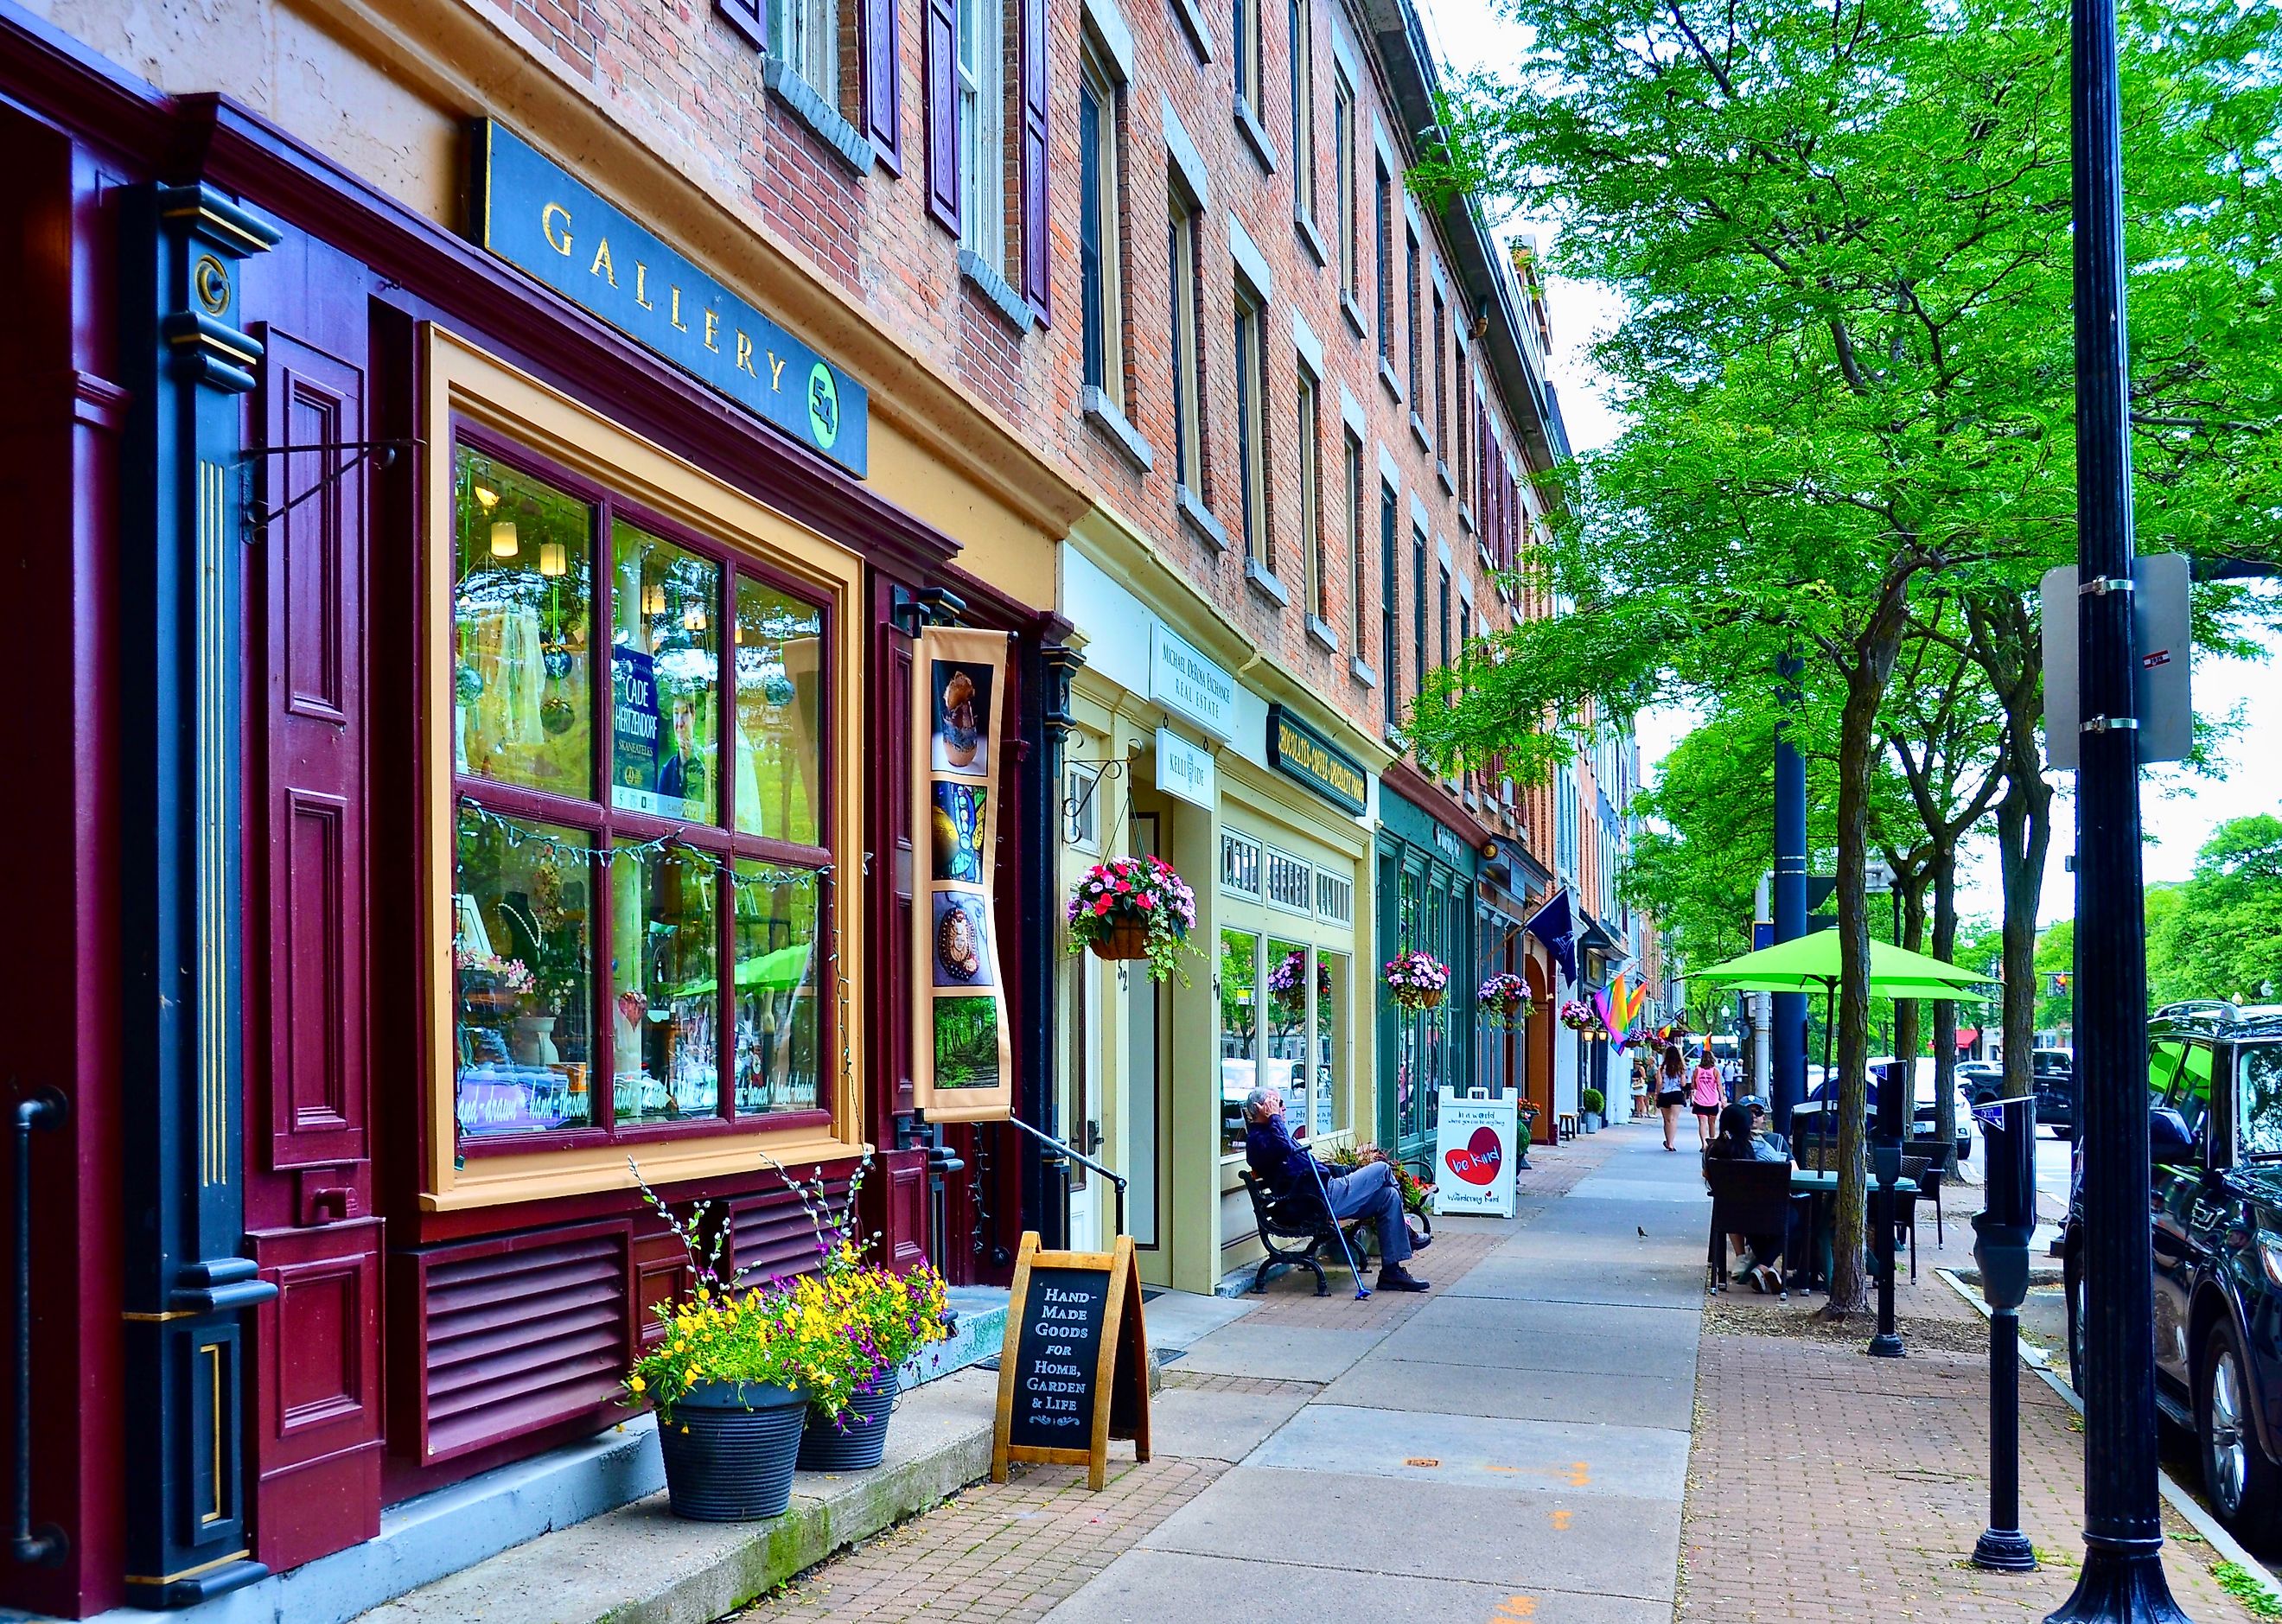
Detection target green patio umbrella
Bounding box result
[1693,933,1993,1095]
[666,941,815,1000]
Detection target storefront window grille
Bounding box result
[1221,831,1262,896]
[1314,869,1353,925]
[1265,846,1312,914]
[449,435,835,1149]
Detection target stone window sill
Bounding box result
[1410,411,1432,454]
[1294,213,1329,268]
[959,249,1035,335]
[764,62,874,175]
[1342,292,1368,341]
[1168,0,1214,61]
[1437,459,1456,498]
[1244,555,1291,608]
[1378,356,1403,404]
[1176,483,1229,551]
[1305,615,1340,653]
[1081,385,1155,474]
[1350,656,1378,688]
[1234,96,1279,174]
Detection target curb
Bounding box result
[1933,1266,2282,1608]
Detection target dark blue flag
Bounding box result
[1524,889,1578,988]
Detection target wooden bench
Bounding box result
[1237,1169,1373,1296]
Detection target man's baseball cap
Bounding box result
[1740,1094,1769,1112]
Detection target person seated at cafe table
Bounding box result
[1704,1101,1794,1296]
[1741,1094,1788,1157]
[1242,1085,1431,1292]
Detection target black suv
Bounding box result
[2064,1003,2282,1544]
[2032,1048,2076,1141]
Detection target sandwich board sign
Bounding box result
[1434,1089,1518,1218]
[991,1233,1151,1490]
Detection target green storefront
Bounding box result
[1374,773,1480,1173]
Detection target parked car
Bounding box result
[1802,1059,1973,1163]
[2062,1004,2282,1544]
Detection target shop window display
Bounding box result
[449,430,835,1148]
[1219,927,1259,1151]
[1265,938,1314,1130]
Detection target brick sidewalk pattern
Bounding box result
[1157,1370,1321,1397]
[731,1457,1227,1622]
[1681,1274,2265,1622]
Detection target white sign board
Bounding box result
[1149,624,1235,741]
[1155,727,1214,809]
[1433,1090,1518,1219]
[2040,553,2192,770]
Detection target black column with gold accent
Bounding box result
[115,181,280,1608]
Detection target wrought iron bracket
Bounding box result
[239,437,419,540]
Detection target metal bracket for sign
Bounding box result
[238,438,420,539]
[2081,716,2141,735]
[2078,575,2137,596]
[1060,757,1128,830]
[889,585,968,639]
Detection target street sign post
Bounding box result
[2040,553,2192,772]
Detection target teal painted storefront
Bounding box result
[1374,791,1478,1174]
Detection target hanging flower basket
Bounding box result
[1558,998,1597,1033]
[1477,972,1532,1027]
[1384,951,1451,1012]
[1066,856,1201,983]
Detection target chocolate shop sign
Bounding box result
[468,120,870,477]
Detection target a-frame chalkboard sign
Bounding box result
[991,1232,1151,1490]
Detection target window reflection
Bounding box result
[1220,928,1259,1152]
[612,520,719,823]
[2241,1049,2282,1157]
[610,843,720,1123]
[453,812,593,1137]
[1265,938,1311,1137]
[1316,953,1345,1137]
[733,863,823,1114]
[734,577,825,846]
[454,451,593,793]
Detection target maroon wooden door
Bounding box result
[240,323,384,1572]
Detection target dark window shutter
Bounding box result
[1019,0,1051,317]
[865,0,902,169]
[925,0,960,232]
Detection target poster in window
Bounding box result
[612,644,662,803]
[913,627,1015,1122]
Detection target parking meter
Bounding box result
[1971,1093,2037,1571]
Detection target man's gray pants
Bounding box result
[1322,1162,1412,1265]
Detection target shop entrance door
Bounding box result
[239,322,385,1573]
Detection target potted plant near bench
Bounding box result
[1580,1087,1605,1133]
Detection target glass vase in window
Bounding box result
[733,577,825,847]
[453,449,594,793]
[731,861,824,1115]
[611,519,720,824]
[452,811,594,1139]
[609,842,721,1124]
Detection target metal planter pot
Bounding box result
[657,1380,807,1520]
[797,1369,899,1471]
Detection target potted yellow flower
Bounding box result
[793,1244,951,1472]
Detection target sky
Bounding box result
[1416,0,2279,937]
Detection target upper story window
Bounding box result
[1405,227,1422,403]
[1379,482,1399,728]
[1411,525,1427,711]
[1343,434,1365,651]
[1169,184,1205,494]
[1334,74,1358,305]
[449,435,833,1148]
[775,0,841,106]
[1374,160,1393,366]
[1288,0,1316,230]
[957,0,1005,266]
[1297,363,1323,617]
[1233,0,1261,110]
[1430,289,1447,454]
[1078,49,1126,413]
[1233,277,1269,563]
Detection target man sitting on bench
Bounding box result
[1241,1086,1431,1293]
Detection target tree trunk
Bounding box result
[1826,637,1905,1316]
[1992,697,2053,1099]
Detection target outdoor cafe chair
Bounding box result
[1704,1160,1794,1301]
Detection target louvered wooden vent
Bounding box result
[421,1228,626,1461]
[731,1177,852,1289]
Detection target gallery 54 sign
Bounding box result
[468,121,870,477]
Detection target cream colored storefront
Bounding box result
[1056,516,1384,1295]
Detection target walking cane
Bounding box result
[1302,1150,1372,1300]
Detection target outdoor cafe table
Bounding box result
[1787,1169,1921,1290]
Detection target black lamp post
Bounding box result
[2043,0,2186,1614]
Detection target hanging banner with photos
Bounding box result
[912,627,1016,1122]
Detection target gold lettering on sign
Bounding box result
[736,331,758,377]
[670,287,688,332]
[634,262,653,309]
[703,309,720,352]
[767,352,787,390]
[590,238,617,287]
[541,201,573,255]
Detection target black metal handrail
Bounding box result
[1005,1114,1130,1241]
[13,1088,67,1567]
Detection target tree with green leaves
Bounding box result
[1414,0,2282,1315]
[2145,816,2282,1003]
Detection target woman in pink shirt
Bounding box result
[1689,1047,1727,1150]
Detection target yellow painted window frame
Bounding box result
[418,323,870,1211]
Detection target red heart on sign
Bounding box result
[1444,1126,1503,1185]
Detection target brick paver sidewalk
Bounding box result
[1680,1266,2265,1621]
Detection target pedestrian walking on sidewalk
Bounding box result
[1242,1086,1431,1292]
[1689,1046,1727,1150]
[1656,1042,1689,1151]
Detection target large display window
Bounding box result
[1216,824,1356,1153]
[423,328,862,1209]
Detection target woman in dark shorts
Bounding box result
[1688,1046,1727,1150]
[1655,1042,1688,1150]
